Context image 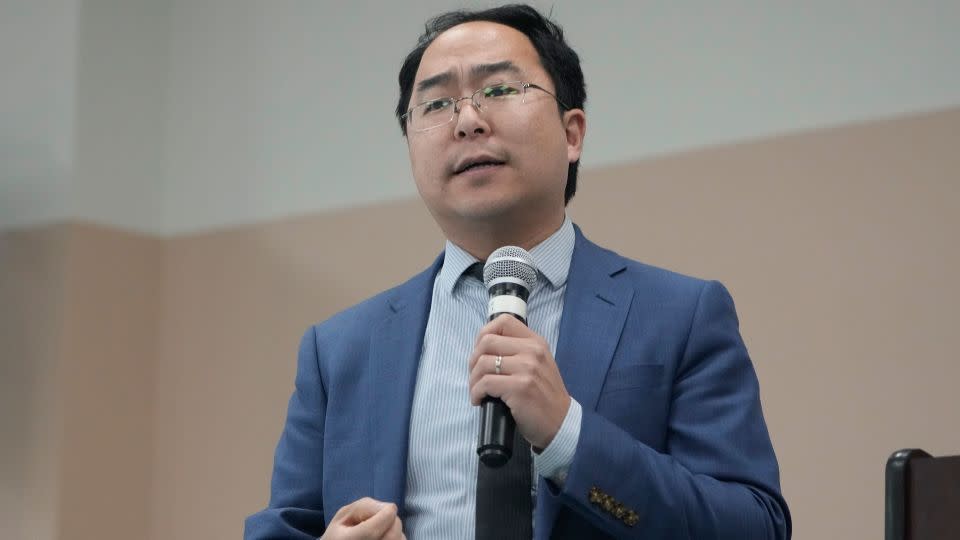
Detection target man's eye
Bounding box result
[421,99,452,115]
[483,84,520,98]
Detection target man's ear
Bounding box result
[563,109,586,163]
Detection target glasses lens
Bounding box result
[406,82,528,132]
[477,82,524,111]
[409,98,455,131]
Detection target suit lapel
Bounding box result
[555,227,633,410]
[370,255,442,507]
[536,228,632,540]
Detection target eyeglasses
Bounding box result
[401,81,570,133]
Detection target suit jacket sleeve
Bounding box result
[544,280,791,539]
[244,326,327,539]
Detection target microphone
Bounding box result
[477,246,538,468]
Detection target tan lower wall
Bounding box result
[1,224,159,540]
[1,226,68,540]
[55,224,160,540]
[3,107,958,540]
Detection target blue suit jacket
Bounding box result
[245,227,791,539]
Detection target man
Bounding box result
[245,5,790,539]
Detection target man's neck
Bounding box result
[443,211,566,262]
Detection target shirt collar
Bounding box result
[438,216,575,295]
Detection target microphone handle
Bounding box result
[477,397,514,468]
[477,308,527,468]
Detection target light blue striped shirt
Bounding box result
[403,217,583,540]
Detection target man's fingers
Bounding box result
[384,515,405,540]
[324,498,404,540]
[471,353,519,376]
[474,313,532,345]
[333,497,386,526]
[467,335,531,371]
[470,373,525,406]
[351,502,398,537]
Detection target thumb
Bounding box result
[352,502,398,537]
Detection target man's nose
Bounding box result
[453,98,488,138]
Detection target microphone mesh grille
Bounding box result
[483,246,538,291]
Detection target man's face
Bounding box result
[405,21,585,230]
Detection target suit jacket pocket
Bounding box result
[601,364,665,393]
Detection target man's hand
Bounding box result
[468,314,571,450]
[320,497,405,540]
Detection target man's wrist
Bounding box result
[533,398,582,486]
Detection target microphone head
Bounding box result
[483,246,538,292]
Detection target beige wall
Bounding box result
[56,224,160,540]
[3,108,959,539]
[1,225,159,540]
[2,226,68,540]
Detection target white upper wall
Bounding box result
[3,1,959,234]
[0,0,77,230]
[0,0,168,233]
[72,0,169,234]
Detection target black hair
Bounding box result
[396,4,586,204]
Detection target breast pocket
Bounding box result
[601,364,665,393]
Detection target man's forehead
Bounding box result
[414,21,540,87]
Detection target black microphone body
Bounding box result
[478,266,534,468]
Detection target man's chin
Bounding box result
[450,198,519,222]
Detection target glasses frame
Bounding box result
[401,81,571,133]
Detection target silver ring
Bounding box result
[495,355,502,375]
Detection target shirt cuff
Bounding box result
[533,398,582,487]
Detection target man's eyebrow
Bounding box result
[470,60,521,79]
[415,70,454,95]
[414,61,523,96]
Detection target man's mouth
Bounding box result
[454,160,506,175]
